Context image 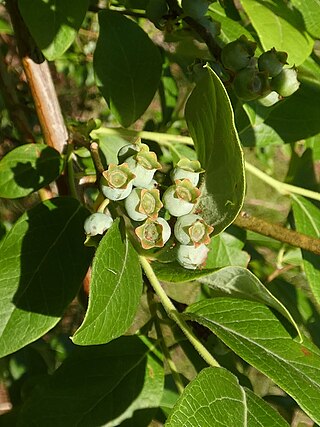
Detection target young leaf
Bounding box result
[151,261,216,283]
[205,232,250,268]
[0,144,63,198]
[292,195,320,306]
[184,298,320,424]
[0,197,93,358]
[200,266,301,339]
[18,336,164,426]
[72,219,143,345]
[94,10,162,127]
[185,65,245,235]
[18,0,89,60]
[240,0,313,66]
[165,367,289,427]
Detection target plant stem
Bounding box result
[66,144,78,200]
[234,212,320,256]
[139,256,220,368]
[245,162,320,202]
[90,142,105,179]
[6,0,68,154]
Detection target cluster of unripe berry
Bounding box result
[84,141,214,269]
[221,36,300,104]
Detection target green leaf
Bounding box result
[185,65,245,235]
[0,17,12,35]
[94,10,162,127]
[290,0,320,39]
[240,0,313,66]
[18,0,89,60]
[72,219,143,345]
[0,198,93,358]
[205,232,250,268]
[185,298,320,424]
[292,195,320,306]
[265,81,320,144]
[18,336,164,427]
[165,367,289,427]
[151,261,216,283]
[199,266,301,339]
[0,144,63,199]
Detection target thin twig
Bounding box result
[234,212,320,256]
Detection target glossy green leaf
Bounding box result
[151,261,216,283]
[0,144,63,199]
[72,219,143,345]
[205,232,250,268]
[185,66,245,235]
[292,195,320,306]
[240,0,313,66]
[18,336,164,427]
[18,0,89,60]
[94,10,162,127]
[185,298,320,424]
[0,198,93,358]
[165,367,289,427]
[290,0,320,39]
[199,266,301,339]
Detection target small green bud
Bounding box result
[271,67,300,97]
[233,68,270,101]
[125,188,163,222]
[135,217,171,249]
[163,179,201,217]
[177,243,209,270]
[258,48,288,77]
[221,35,257,72]
[101,163,135,201]
[174,214,214,246]
[84,212,113,236]
[171,158,204,186]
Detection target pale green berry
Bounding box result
[84,212,113,236]
[271,67,300,97]
[163,179,200,217]
[174,214,214,246]
[126,149,161,188]
[135,217,171,249]
[258,90,280,107]
[125,188,163,222]
[171,158,204,186]
[177,243,209,270]
[101,163,135,201]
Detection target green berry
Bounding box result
[271,67,300,97]
[182,0,210,19]
[177,243,209,269]
[233,68,270,101]
[171,158,204,186]
[174,214,213,246]
[163,179,200,217]
[221,35,257,72]
[258,48,288,77]
[125,188,163,222]
[135,217,171,249]
[258,90,280,107]
[84,212,113,236]
[126,147,161,188]
[101,163,135,201]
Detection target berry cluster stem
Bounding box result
[139,255,220,368]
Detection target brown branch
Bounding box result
[5,0,68,154]
[234,211,320,256]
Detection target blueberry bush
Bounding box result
[1,0,320,425]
